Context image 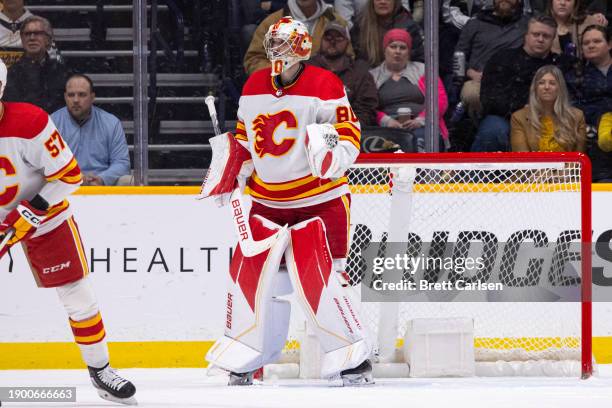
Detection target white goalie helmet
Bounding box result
[0,58,7,99]
[263,16,312,76]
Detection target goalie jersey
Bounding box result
[235,64,361,208]
[0,102,82,235]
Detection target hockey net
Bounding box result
[282,152,592,378]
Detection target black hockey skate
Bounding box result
[340,359,374,386]
[88,363,137,405]
[228,370,256,386]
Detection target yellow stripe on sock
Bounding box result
[70,312,101,329]
[74,330,106,344]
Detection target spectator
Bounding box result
[471,14,558,151]
[244,0,352,75]
[440,0,489,91]
[511,65,586,151]
[455,0,530,119]
[546,0,607,59]
[3,15,68,113]
[309,21,378,125]
[0,0,33,67]
[334,0,416,29]
[51,74,131,186]
[351,0,425,66]
[369,29,449,152]
[565,25,612,181]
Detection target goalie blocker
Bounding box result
[305,123,358,180]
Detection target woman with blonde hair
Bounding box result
[511,64,586,152]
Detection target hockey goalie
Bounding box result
[200,17,372,386]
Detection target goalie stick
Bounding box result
[204,95,286,257]
[0,230,14,260]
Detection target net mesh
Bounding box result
[344,159,584,363]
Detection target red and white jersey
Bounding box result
[235,64,361,208]
[0,102,82,235]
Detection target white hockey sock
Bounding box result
[56,278,110,368]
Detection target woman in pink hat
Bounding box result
[369,28,449,152]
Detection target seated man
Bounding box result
[308,21,378,126]
[52,74,131,186]
[3,15,68,113]
[454,0,530,119]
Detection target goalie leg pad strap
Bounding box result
[285,217,371,376]
[206,216,291,373]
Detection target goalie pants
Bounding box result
[250,194,351,259]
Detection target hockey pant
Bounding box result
[206,216,370,378]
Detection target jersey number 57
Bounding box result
[44,130,66,158]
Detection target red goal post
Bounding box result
[346,152,593,378]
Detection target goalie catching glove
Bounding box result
[0,197,48,257]
[305,123,357,179]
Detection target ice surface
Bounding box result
[0,366,611,408]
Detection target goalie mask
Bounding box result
[264,16,312,76]
[0,58,7,99]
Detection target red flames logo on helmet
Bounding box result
[252,111,297,158]
[271,16,293,31]
[289,31,311,58]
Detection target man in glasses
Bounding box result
[4,15,69,114]
[0,0,35,67]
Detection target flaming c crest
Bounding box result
[252,111,297,158]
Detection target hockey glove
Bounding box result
[0,199,48,252]
[305,123,340,179]
[199,132,253,207]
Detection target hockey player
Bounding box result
[200,16,372,386]
[0,59,136,405]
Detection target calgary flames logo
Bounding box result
[252,111,297,158]
[0,156,18,206]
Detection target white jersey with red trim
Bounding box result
[234,64,361,208]
[0,102,82,235]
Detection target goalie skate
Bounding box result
[340,359,374,386]
[228,370,256,386]
[88,364,137,405]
